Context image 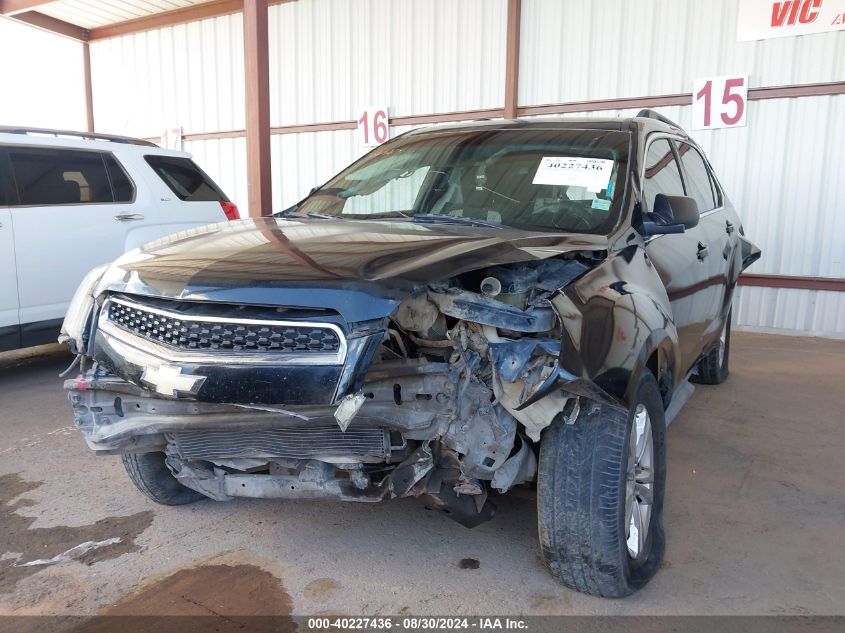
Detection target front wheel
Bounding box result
[122,452,205,505]
[537,372,667,597]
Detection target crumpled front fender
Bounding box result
[549,246,680,411]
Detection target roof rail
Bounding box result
[0,126,157,147]
[635,109,684,130]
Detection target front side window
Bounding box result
[8,148,114,205]
[145,155,226,202]
[296,128,631,234]
[676,142,716,211]
[642,139,685,214]
[707,161,723,208]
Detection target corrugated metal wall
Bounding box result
[88,0,844,336]
[268,0,507,124]
[519,0,845,102]
[90,14,246,136]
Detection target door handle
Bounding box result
[697,242,709,260]
[725,220,735,234]
[114,213,145,222]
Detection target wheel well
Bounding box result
[646,349,672,410]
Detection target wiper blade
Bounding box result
[412,214,503,229]
[274,204,298,217]
[277,209,339,220]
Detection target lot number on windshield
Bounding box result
[692,75,748,130]
[358,107,390,146]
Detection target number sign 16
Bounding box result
[691,75,748,130]
[358,107,389,146]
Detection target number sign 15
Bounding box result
[691,75,748,130]
[358,107,389,146]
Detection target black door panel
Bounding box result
[641,138,714,372]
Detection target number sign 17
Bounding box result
[692,75,748,130]
[358,107,389,146]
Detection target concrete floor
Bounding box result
[0,332,843,617]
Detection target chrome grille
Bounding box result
[170,427,390,461]
[106,298,341,355]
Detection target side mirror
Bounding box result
[642,194,700,236]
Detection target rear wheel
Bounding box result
[537,372,667,597]
[693,310,731,385]
[122,452,205,505]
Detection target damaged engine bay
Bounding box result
[68,254,602,527]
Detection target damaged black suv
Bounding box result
[61,111,759,597]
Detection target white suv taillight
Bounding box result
[220,200,239,221]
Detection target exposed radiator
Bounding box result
[169,426,390,461]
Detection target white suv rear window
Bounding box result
[145,155,226,202]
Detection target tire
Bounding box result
[122,452,205,505]
[537,372,667,597]
[692,310,731,385]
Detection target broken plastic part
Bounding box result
[334,392,367,432]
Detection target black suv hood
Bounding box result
[98,217,607,322]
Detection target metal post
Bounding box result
[82,41,95,132]
[504,0,521,120]
[243,0,272,217]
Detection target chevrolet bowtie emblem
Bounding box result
[141,364,206,397]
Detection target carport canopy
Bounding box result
[0,0,281,217]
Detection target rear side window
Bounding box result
[8,147,119,205]
[0,152,11,206]
[145,155,226,202]
[642,139,685,212]
[676,142,716,211]
[104,155,135,202]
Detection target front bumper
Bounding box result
[65,364,508,526]
[66,360,457,454]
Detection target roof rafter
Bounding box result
[1,0,55,16]
[8,10,88,41]
[5,1,297,43]
[89,0,294,41]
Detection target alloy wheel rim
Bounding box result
[626,404,654,559]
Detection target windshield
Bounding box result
[294,128,631,233]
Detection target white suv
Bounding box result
[0,127,239,352]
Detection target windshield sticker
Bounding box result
[591,198,611,211]
[532,157,614,193]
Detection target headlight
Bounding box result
[59,264,110,353]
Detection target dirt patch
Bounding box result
[102,564,292,616]
[303,577,342,601]
[0,473,153,594]
[65,563,296,633]
[458,558,480,570]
